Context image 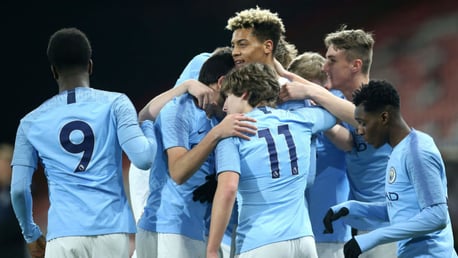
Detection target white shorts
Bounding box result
[45,233,130,258]
[135,228,206,258]
[236,236,318,258]
[357,230,397,258]
[220,242,232,258]
[316,242,344,258]
[128,163,150,223]
[219,223,237,258]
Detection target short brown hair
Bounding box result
[221,63,279,108]
[324,25,374,75]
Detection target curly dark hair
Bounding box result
[47,27,92,71]
[352,80,400,113]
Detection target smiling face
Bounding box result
[231,28,271,68]
[354,104,388,148]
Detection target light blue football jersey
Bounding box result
[344,122,392,230]
[138,94,214,241]
[307,89,351,243]
[173,52,211,88]
[384,129,456,257]
[216,106,336,254]
[11,87,155,241]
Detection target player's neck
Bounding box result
[389,117,411,148]
[57,75,90,93]
[343,74,370,101]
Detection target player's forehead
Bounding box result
[231,28,258,43]
[326,44,345,58]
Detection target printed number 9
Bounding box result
[59,121,94,172]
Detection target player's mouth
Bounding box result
[234,60,244,67]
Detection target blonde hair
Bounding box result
[226,6,285,53]
[275,36,298,68]
[288,52,327,85]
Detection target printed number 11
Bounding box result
[258,124,298,179]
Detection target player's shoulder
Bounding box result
[87,87,126,101]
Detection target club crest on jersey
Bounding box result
[388,167,396,184]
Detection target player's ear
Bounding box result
[88,59,93,75]
[241,91,250,100]
[216,75,225,90]
[380,110,389,124]
[264,39,273,55]
[351,59,362,73]
[51,65,58,80]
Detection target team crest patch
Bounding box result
[388,167,396,184]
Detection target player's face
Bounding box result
[354,104,386,148]
[223,93,244,114]
[323,45,355,96]
[231,28,269,68]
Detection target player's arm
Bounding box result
[10,165,45,255]
[274,58,356,127]
[206,171,239,258]
[280,80,357,127]
[324,124,353,152]
[10,126,44,245]
[324,200,389,234]
[346,149,450,254]
[138,79,214,122]
[116,95,157,170]
[168,113,256,184]
[354,204,448,254]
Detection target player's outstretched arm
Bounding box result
[138,79,214,122]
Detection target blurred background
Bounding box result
[1,0,457,256]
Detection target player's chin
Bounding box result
[367,139,383,149]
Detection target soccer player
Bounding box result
[277,26,397,257]
[10,27,157,258]
[206,62,337,258]
[128,51,215,224]
[128,51,216,258]
[324,80,457,258]
[226,6,304,110]
[135,47,257,258]
[288,52,352,258]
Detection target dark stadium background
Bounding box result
[2,0,457,253]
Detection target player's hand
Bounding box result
[27,235,46,258]
[279,81,310,103]
[344,237,362,258]
[187,80,215,109]
[192,174,217,203]
[323,207,349,233]
[214,113,257,140]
